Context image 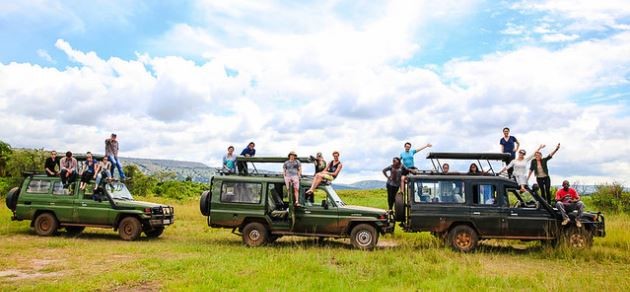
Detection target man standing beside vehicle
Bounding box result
[499,127,520,178]
[555,180,584,227]
[284,151,302,207]
[105,133,126,180]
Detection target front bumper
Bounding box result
[148,206,175,227]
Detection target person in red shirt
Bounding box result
[555,180,585,227]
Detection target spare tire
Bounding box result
[199,191,211,216]
[394,192,405,222]
[5,187,20,211]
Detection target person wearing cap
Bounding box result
[283,151,302,207]
[498,144,545,192]
[499,127,520,178]
[105,133,126,180]
[311,152,327,175]
[59,151,78,188]
[305,151,343,196]
[555,180,584,227]
[382,157,407,211]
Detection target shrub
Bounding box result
[0,177,23,197]
[590,182,630,213]
[153,180,208,200]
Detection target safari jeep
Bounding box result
[395,152,606,252]
[199,157,394,250]
[5,173,174,241]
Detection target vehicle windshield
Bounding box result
[322,185,346,206]
[105,182,134,200]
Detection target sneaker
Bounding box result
[561,218,570,225]
[575,220,582,228]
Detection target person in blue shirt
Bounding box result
[237,142,256,175]
[400,142,432,172]
[499,127,520,178]
[222,146,237,174]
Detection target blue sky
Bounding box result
[0,0,629,185]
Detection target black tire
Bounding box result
[5,187,20,211]
[65,226,85,236]
[242,222,269,247]
[448,225,478,252]
[394,192,405,222]
[350,223,379,250]
[33,213,59,236]
[145,227,165,238]
[562,227,593,249]
[118,217,142,241]
[199,191,211,216]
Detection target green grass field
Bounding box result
[1,189,629,291]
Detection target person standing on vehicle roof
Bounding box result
[527,143,560,204]
[382,157,407,211]
[498,144,545,193]
[284,151,302,207]
[555,180,584,227]
[400,142,432,174]
[500,127,520,178]
[105,133,126,180]
[222,146,237,174]
[305,151,343,196]
[44,150,60,177]
[237,142,256,175]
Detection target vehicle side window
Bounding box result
[267,183,287,210]
[473,184,497,205]
[414,180,465,203]
[52,182,69,195]
[26,180,52,194]
[221,182,262,204]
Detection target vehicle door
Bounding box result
[73,183,112,225]
[50,181,77,223]
[505,188,556,239]
[409,179,468,233]
[210,180,265,228]
[293,187,339,235]
[469,183,508,237]
[20,178,73,220]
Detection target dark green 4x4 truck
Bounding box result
[5,174,174,240]
[199,157,395,250]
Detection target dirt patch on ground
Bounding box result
[0,258,65,281]
[377,239,399,248]
[108,281,161,292]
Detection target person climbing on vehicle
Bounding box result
[499,127,520,178]
[222,145,237,174]
[555,180,584,227]
[305,151,342,196]
[498,144,545,193]
[284,151,302,207]
[382,157,407,211]
[79,152,97,191]
[238,142,256,175]
[527,143,560,204]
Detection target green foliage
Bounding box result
[591,182,630,213]
[0,140,12,177]
[4,148,47,177]
[0,177,22,197]
[153,180,208,200]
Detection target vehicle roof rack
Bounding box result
[232,156,316,176]
[426,152,510,176]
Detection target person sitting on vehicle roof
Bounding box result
[305,151,343,196]
[555,180,584,227]
[310,152,327,175]
[222,145,237,174]
[60,151,78,188]
[498,144,544,193]
[94,156,112,191]
[284,151,302,208]
[467,163,489,175]
[44,150,60,177]
[237,142,256,175]
[441,163,450,174]
[79,152,97,191]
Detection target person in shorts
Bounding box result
[283,151,302,207]
[305,151,342,196]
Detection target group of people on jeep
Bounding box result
[43,133,126,191]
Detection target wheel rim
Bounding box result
[569,233,585,248]
[38,217,51,232]
[356,230,373,247]
[455,232,472,249]
[249,229,261,242]
[122,222,133,235]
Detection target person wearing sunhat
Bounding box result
[310,152,327,175]
[284,151,302,207]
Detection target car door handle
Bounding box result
[304,210,311,214]
[473,212,481,215]
[510,213,518,216]
[49,202,55,205]
[81,203,87,207]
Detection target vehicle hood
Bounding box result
[339,205,387,215]
[113,200,167,209]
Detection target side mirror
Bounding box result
[321,200,329,209]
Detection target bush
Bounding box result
[153,181,208,200]
[0,177,23,197]
[591,183,630,213]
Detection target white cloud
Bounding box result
[36,49,55,63]
[541,33,580,42]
